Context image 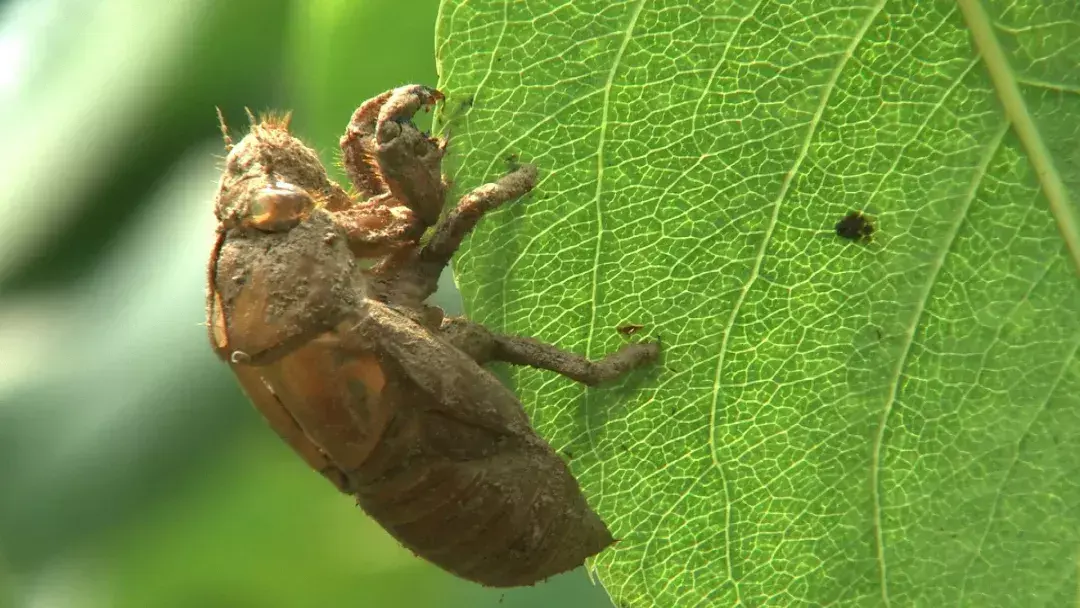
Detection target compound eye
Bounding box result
[247,181,314,232]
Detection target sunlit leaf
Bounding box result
[436,1,1080,605]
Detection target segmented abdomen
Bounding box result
[350,384,614,587]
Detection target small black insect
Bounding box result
[617,323,645,336]
[835,210,874,242]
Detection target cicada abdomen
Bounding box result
[343,321,615,586]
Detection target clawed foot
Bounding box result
[332,85,537,303]
[339,85,446,226]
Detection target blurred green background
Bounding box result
[0,0,614,606]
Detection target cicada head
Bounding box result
[214,114,348,232]
[207,115,372,363]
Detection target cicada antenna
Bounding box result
[215,106,234,152]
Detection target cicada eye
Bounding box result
[247,181,314,232]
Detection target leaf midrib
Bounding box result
[956,0,1080,276]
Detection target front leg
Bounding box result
[333,86,451,262]
[374,85,447,227]
[339,85,447,227]
[439,317,660,386]
[338,89,395,199]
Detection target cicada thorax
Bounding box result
[207,211,396,490]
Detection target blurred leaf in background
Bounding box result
[0,0,613,606]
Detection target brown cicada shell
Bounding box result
[207,86,659,587]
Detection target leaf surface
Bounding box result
[436,1,1080,605]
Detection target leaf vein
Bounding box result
[706,0,885,599]
[458,0,511,174]
[870,120,1011,608]
[956,255,1072,604]
[957,0,1080,277]
[863,22,976,212]
[689,0,766,146]
[582,0,647,532]
[1016,76,1080,97]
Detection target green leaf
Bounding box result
[435,1,1080,605]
